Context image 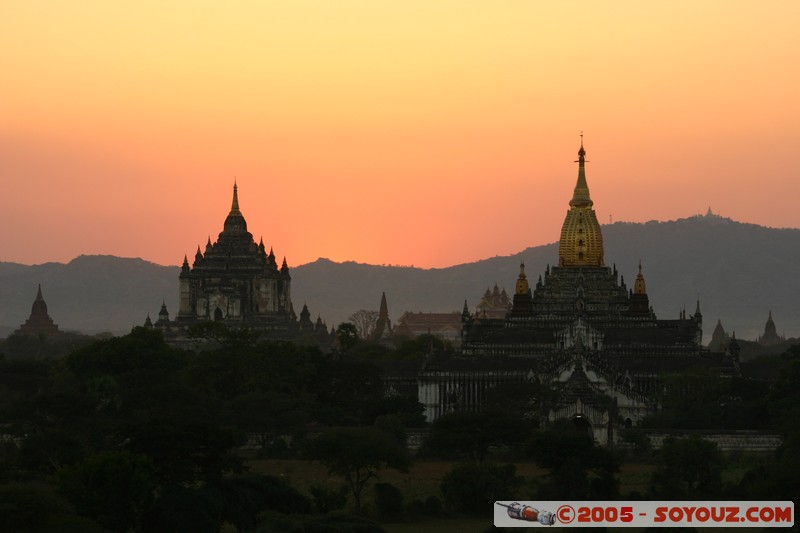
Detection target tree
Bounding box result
[0,482,104,532]
[223,390,309,453]
[16,429,86,476]
[440,463,522,514]
[57,451,157,532]
[348,310,379,340]
[142,484,223,533]
[305,427,410,514]
[126,416,241,485]
[366,395,426,428]
[336,323,359,351]
[373,482,404,521]
[65,327,184,391]
[394,333,452,360]
[423,410,531,462]
[309,359,384,425]
[650,435,722,499]
[211,475,312,530]
[527,426,619,499]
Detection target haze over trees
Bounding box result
[2,216,799,340]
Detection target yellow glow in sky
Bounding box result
[1,1,799,267]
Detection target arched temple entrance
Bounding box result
[572,414,593,439]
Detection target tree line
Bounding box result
[1,326,799,531]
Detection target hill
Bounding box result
[1,214,798,341]
[0,255,178,334]
[292,214,800,343]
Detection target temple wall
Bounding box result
[644,431,782,452]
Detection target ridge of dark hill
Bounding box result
[1,216,797,341]
[292,215,800,342]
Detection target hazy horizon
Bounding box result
[2,210,796,271]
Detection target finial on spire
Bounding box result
[578,131,586,158]
[570,134,592,207]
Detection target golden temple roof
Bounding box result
[558,137,604,266]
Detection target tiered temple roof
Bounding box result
[16,285,61,337]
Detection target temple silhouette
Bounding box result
[415,139,739,444]
[15,285,61,337]
[144,183,332,347]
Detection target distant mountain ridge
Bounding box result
[0,255,178,335]
[1,214,798,341]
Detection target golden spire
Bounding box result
[558,135,605,266]
[570,132,593,208]
[634,261,647,294]
[515,262,530,295]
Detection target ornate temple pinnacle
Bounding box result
[515,262,530,295]
[230,181,241,215]
[570,135,592,208]
[558,136,604,266]
[634,261,647,295]
[221,179,248,234]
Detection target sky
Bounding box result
[2,1,798,269]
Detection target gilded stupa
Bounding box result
[559,136,604,266]
[426,137,737,444]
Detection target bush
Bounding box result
[142,485,224,533]
[405,499,426,519]
[310,483,349,514]
[311,513,385,532]
[424,495,442,517]
[57,451,156,532]
[440,463,522,514]
[213,475,312,529]
[406,495,442,519]
[373,482,404,522]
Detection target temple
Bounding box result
[16,285,61,337]
[371,292,394,342]
[418,139,738,444]
[757,311,785,346]
[146,183,331,347]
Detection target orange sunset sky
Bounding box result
[2,1,798,269]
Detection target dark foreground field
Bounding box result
[250,457,768,531]
[251,458,767,531]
